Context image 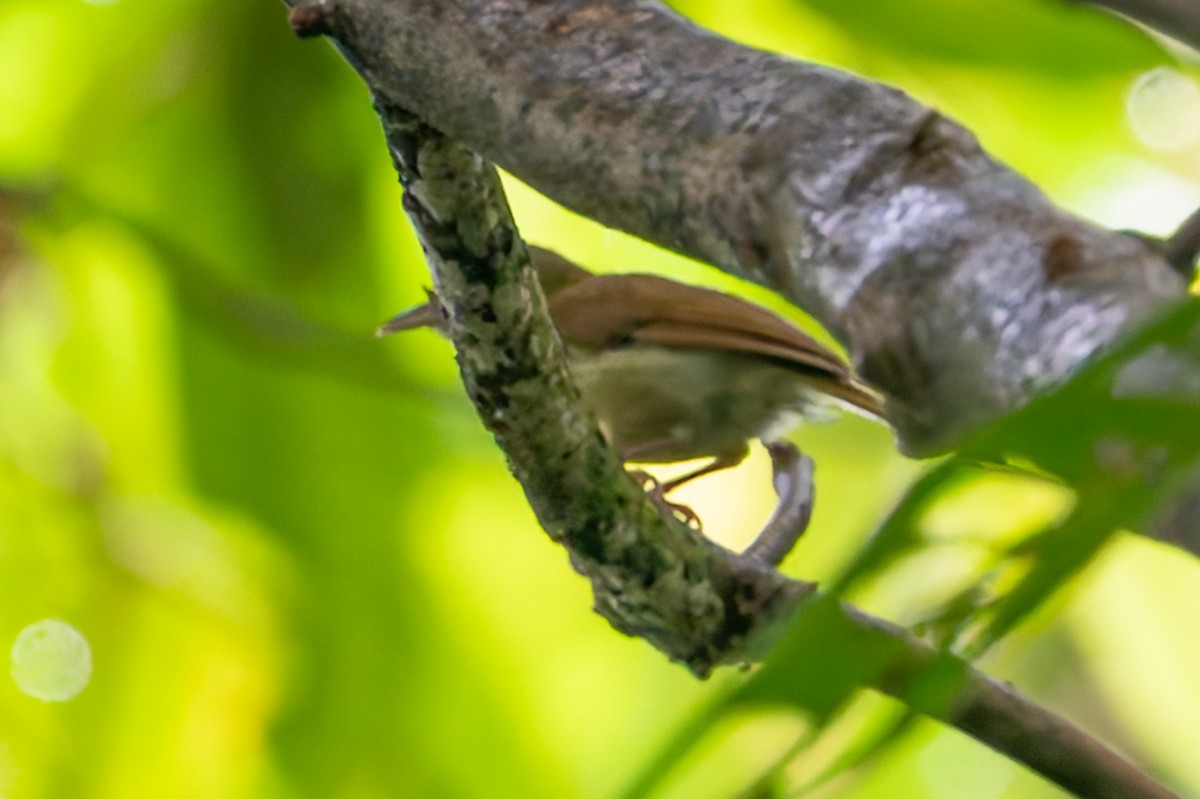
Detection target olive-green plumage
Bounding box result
[381,246,884,492]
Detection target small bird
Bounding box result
[381,246,885,517]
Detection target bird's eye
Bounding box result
[614,333,638,348]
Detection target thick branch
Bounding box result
[287,0,1186,454]
[372,95,1176,799]
[283,2,1183,795]
[372,101,812,677]
[279,33,1176,796]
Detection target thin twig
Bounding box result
[850,607,1181,799]
[1164,205,1200,278]
[743,442,815,566]
[1070,0,1200,51]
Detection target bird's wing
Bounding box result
[551,273,886,417]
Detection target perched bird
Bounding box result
[381,246,885,509]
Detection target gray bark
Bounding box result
[290,0,1185,454]
[281,3,1188,797]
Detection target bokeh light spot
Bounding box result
[9,619,92,702]
[1126,67,1200,151]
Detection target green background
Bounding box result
[0,0,1198,797]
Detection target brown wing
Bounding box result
[549,272,885,418]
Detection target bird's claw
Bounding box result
[627,469,704,530]
[627,469,658,491]
[658,497,703,530]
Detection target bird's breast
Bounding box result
[567,345,817,464]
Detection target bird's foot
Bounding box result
[627,469,704,530]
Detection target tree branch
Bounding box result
[367,86,1179,799]
[1070,0,1200,51]
[371,100,814,677]
[287,0,1186,455]
[283,2,1185,796]
[285,18,1177,796]
[1163,204,1200,277]
[852,607,1181,799]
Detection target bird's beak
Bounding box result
[376,290,443,337]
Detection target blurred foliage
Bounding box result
[624,299,1200,798]
[0,1,1198,798]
